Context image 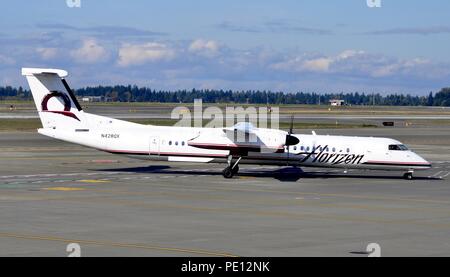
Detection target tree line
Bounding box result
[1,85,450,106]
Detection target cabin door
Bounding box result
[149,136,160,156]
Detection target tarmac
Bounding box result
[1,122,450,256]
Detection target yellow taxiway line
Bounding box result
[0,232,237,257]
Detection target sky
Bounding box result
[1,0,450,95]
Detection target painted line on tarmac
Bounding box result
[0,174,212,188]
[439,172,450,178]
[430,171,444,177]
[129,181,450,205]
[78,179,111,183]
[54,196,450,229]
[0,172,133,180]
[43,187,86,191]
[0,232,238,257]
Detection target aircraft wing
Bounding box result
[188,124,286,155]
[222,122,257,134]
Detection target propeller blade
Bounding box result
[289,114,294,135]
[285,115,299,146]
[287,142,290,166]
[286,114,298,166]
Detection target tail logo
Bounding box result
[41,91,80,121]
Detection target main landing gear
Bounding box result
[403,170,414,180]
[222,155,242,178]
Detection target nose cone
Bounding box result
[412,152,432,168]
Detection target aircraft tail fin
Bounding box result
[21,68,86,129]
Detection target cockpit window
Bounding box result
[389,144,409,151]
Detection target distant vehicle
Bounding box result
[22,68,431,180]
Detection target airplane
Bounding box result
[22,68,432,180]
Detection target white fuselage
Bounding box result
[38,112,431,172]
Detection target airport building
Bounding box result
[329,99,345,106]
[81,96,105,102]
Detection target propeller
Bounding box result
[285,115,300,165]
[285,115,299,146]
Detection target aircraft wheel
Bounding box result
[232,165,239,174]
[222,167,234,179]
[403,172,413,180]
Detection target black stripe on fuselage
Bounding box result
[363,162,431,168]
[108,151,226,159]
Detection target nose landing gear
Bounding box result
[403,170,414,180]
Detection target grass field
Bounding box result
[0,119,43,131]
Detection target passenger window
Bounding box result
[175,141,179,146]
[294,146,297,151]
[169,141,172,146]
[346,148,350,153]
[182,141,185,146]
[332,147,336,152]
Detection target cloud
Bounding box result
[70,38,108,64]
[188,39,221,57]
[37,23,167,38]
[215,22,262,33]
[371,58,431,77]
[264,19,333,35]
[271,50,366,73]
[363,26,450,36]
[36,47,58,60]
[117,42,176,66]
[0,31,68,48]
[268,49,450,86]
[1,32,448,94]
[216,20,333,35]
[336,50,365,60]
[110,44,450,93]
[0,54,15,65]
[302,58,333,72]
